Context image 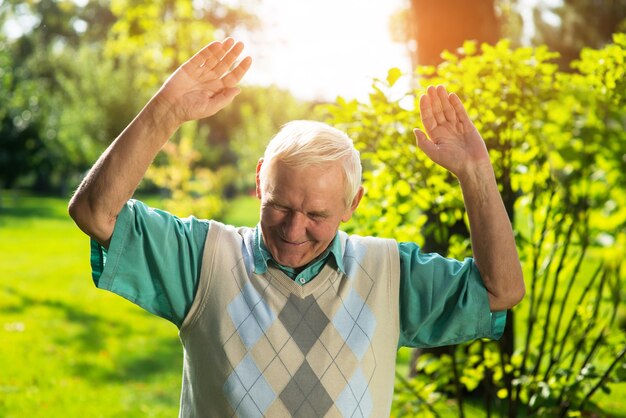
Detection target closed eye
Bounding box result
[308,212,329,220]
[270,203,290,212]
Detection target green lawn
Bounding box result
[0,193,183,417]
[1,193,623,417]
[0,193,263,417]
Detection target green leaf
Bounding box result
[461,40,477,56]
[386,67,403,87]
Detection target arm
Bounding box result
[68,38,252,248]
[413,85,525,311]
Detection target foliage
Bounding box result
[0,41,49,190]
[50,45,151,191]
[528,0,626,69]
[320,35,626,416]
[0,0,260,194]
[145,122,236,220]
[0,1,117,192]
[105,0,258,81]
[0,1,132,193]
[98,0,311,214]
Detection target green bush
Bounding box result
[319,34,626,417]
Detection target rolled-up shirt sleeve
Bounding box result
[90,199,209,328]
[397,242,506,348]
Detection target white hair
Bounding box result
[259,120,362,207]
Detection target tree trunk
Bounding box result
[409,0,500,66]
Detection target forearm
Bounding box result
[69,96,179,247]
[68,39,251,247]
[458,163,525,311]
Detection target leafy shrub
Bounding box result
[319,34,626,417]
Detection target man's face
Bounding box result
[256,160,361,269]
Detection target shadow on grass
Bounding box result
[0,195,70,224]
[2,285,182,384]
[1,286,132,352]
[72,336,182,384]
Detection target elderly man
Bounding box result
[69,38,524,417]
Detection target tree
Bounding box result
[104,0,258,87]
[391,0,501,67]
[0,0,120,192]
[0,0,259,193]
[530,0,626,69]
[0,0,109,191]
[0,41,48,190]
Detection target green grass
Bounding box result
[0,193,182,417]
[221,193,261,227]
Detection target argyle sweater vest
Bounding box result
[178,221,400,417]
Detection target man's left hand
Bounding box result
[414,85,491,181]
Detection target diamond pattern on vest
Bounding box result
[332,288,376,360]
[336,367,374,417]
[223,264,378,417]
[278,294,330,355]
[223,354,275,417]
[227,282,275,349]
[279,360,333,416]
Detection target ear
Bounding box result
[341,186,364,222]
[255,158,264,199]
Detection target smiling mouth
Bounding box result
[280,237,308,246]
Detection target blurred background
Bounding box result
[1,0,625,416]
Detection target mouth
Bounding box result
[279,237,308,246]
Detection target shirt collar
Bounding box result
[253,224,345,276]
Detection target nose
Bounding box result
[281,211,307,243]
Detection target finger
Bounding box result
[189,40,228,68]
[427,85,446,124]
[221,37,236,50]
[201,38,234,57]
[210,41,245,79]
[449,93,473,130]
[414,128,439,161]
[419,94,437,133]
[221,56,252,87]
[437,85,456,122]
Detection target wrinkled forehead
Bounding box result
[262,158,345,184]
[262,160,347,204]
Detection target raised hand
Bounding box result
[414,85,491,180]
[155,38,252,126]
[412,85,525,311]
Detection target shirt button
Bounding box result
[299,277,306,284]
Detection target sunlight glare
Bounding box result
[235,0,410,101]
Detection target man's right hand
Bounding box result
[154,38,252,126]
[68,38,251,247]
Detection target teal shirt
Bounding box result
[91,200,506,347]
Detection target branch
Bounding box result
[580,345,626,410]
